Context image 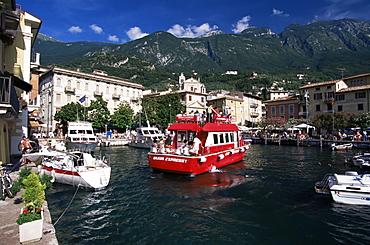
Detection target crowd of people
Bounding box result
[150,133,201,156]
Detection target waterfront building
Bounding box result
[37,67,144,133]
[298,73,370,121]
[0,2,41,163]
[264,94,300,120]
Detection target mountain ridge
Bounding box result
[33,18,370,78]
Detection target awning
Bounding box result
[29,121,41,127]
[168,123,200,131]
[4,71,32,92]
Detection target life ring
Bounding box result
[51,170,56,183]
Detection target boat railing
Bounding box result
[315,173,333,194]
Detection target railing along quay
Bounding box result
[252,137,370,149]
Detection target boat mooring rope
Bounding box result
[53,184,80,226]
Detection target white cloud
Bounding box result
[90,24,103,34]
[68,26,82,33]
[167,23,218,38]
[272,8,290,17]
[107,35,119,42]
[232,16,251,33]
[126,27,149,40]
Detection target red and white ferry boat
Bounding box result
[148,114,250,175]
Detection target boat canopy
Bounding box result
[202,123,239,132]
[168,123,200,131]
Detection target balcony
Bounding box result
[64,87,76,93]
[250,104,258,109]
[94,91,103,97]
[299,111,309,116]
[0,76,19,120]
[112,93,120,100]
[323,98,334,104]
[298,100,310,105]
[250,112,259,117]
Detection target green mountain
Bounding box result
[34,18,370,81]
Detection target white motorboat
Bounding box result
[352,153,370,170]
[65,121,98,152]
[331,143,353,151]
[25,149,111,190]
[315,171,370,205]
[128,126,164,149]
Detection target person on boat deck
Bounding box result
[164,133,172,153]
[180,140,190,155]
[157,138,165,153]
[189,135,201,156]
[151,139,158,153]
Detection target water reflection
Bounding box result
[149,162,251,198]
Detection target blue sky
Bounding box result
[18,0,369,43]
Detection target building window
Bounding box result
[338,105,343,112]
[335,94,345,101]
[289,115,294,119]
[289,104,294,114]
[67,94,71,102]
[56,93,61,102]
[57,78,61,86]
[201,97,204,103]
[316,105,320,111]
[271,106,276,115]
[77,81,81,90]
[314,93,322,100]
[327,85,332,89]
[85,83,89,90]
[188,95,192,101]
[315,87,320,91]
[67,80,71,88]
[280,105,284,114]
[358,104,364,110]
[355,92,366,99]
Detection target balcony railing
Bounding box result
[322,98,334,104]
[94,91,103,97]
[298,111,309,116]
[0,76,19,116]
[112,93,120,99]
[64,87,76,93]
[298,100,310,105]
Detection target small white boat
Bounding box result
[352,153,370,169]
[128,126,164,149]
[65,121,98,152]
[315,171,370,205]
[331,143,353,151]
[25,149,111,190]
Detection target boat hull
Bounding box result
[148,145,248,175]
[330,187,370,205]
[42,165,111,190]
[128,139,152,149]
[65,142,98,152]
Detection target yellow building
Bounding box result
[298,73,370,121]
[0,2,41,163]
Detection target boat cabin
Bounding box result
[168,115,242,155]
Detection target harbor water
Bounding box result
[46,145,370,244]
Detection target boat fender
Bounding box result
[228,151,233,156]
[198,157,207,163]
[239,147,245,152]
[218,154,224,160]
[51,170,56,183]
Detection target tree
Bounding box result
[353,112,370,130]
[311,111,355,133]
[54,102,86,127]
[88,97,110,129]
[141,93,185,129]
[111,102,134,129]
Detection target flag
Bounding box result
[331,97,335,105]
[79,95,86,103]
